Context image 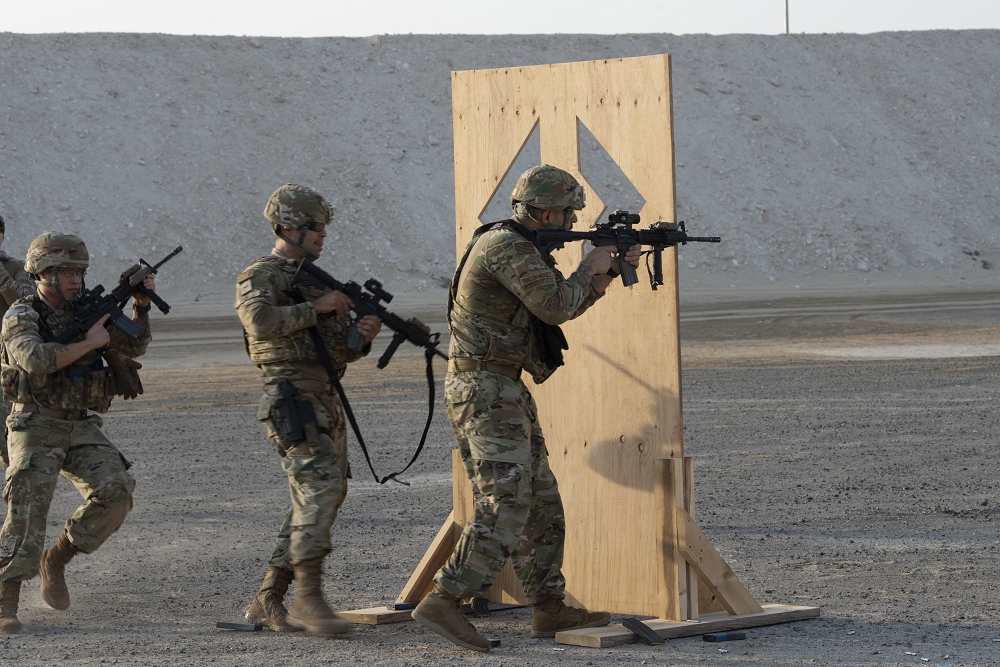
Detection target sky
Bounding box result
[4,0,1000,36]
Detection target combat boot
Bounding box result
[531,596,612,638]
[245,566,300,632]
[412,583,492,653]
[39,532,77,611]
[286,559,351,635]
[0,580,21,634]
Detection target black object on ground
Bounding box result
[216,621,262,631]
[388,602,415,610]
[703,631,747,642]
[622,617,664,645]
[489,639,501,648]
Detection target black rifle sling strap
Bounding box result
[304,320,437,487]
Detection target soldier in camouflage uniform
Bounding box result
[0,232,154,634]
[237,184,381,636]
[413,165,642,652]
[0,214,41,470]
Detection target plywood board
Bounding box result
[338,607,413,625]
[555,604,822,648]
[452,54,683,618]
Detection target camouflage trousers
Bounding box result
[435,371,566,604]
[0,411,135,583]
[257,382,349,568]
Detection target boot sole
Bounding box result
[531,615,612,639]
[0,622,21,634]
[412,609,492,653]
[244,613,302,632]
[39,579,70,611]
[286,615,351,636]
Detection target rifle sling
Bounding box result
[303,321,435,487]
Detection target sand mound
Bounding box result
[0,31,996,306]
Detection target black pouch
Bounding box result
[532,317,569,371]
[270,380,319,455]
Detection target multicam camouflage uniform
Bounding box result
[236,248,366,569]
[0,252,36,468]
[435,217,604,603]
[0,290,149,583]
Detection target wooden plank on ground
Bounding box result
[555,603,821,648]
[676,508,763,615]
[338,607,414,625]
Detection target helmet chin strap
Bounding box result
[275,225,319,262]
[37,268,79,302]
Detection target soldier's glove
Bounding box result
[104,350,144,400]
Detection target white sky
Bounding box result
[4,0,1000,36]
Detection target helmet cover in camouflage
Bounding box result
[510,165,586,212]
[25,232,89,274]
[263,184,334,231]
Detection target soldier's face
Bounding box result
[302,225,327,258]
[542,208,577,231]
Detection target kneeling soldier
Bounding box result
[237,185,380,635]
[0,232,154,633]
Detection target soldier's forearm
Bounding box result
[53,340,101,371]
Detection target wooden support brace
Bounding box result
[676,508,763,616]
[396,510,459,604]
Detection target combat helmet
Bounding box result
[264,184,333,261]
[25,232,89,276]
[510,165,586,216]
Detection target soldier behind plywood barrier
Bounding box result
[411,165,642,652]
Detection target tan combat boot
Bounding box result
[245,566,300,632]
[39,532,77,611]
[531,596,612,638]
[285,559,351,635]
[0,580,21,634]
[412,583,492,653]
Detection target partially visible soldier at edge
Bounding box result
[0,213,41,471]
[0,232,154,633]
[236,184,381,636]
[412,165,642,652]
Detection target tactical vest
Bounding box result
[240,255,348,371]
[0,297,113,412]
[448,221,567,385]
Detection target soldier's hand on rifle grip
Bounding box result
[354,315,382,346]
[132,274,156,308]
[580,245,616,276]
[85,314,112,350]
[312,290,354,317]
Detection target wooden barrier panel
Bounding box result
[452,55,682,617]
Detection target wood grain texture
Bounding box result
[453,54,683,617]
[338,607,414,625]
[677,508,763,616]
[554,604,822,648]
[396,509,458,604]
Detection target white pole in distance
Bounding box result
[785,0,790,34]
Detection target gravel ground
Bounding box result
[0,295,997,665]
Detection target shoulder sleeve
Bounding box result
[235,261,316,339]
[0,259,35,307]
[482,229,594,325]
[2,302,56,375]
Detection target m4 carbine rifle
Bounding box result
[290,259,448,368]
[288,259,448,486]
[53,246,183,345]
[534,210,721,289]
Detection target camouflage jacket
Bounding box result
[449,222,603,384]
[236,249,366,386]
[0,291,151,412]
[0,254,35,313]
